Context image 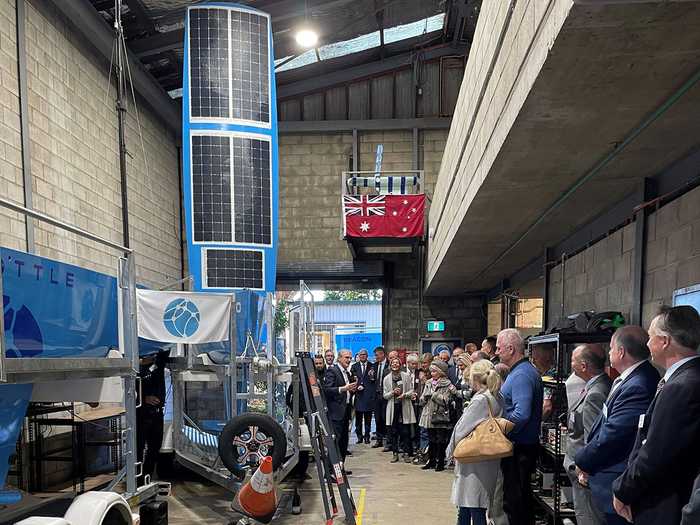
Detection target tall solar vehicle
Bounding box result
[182,3,278,295]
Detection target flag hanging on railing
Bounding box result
[343,194,425,238]
[136,290,231,343]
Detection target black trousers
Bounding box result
[355,410,372,440]
[389,407,413,455]
[427,427,449,468]
[332,405,352,461]
[137,406,164,481]
[501,443,538,525]
[374,398,387,440]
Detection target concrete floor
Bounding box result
[168,441,457,525]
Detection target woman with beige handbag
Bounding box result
[445,359,507,525]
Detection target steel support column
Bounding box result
[542,247,552,331]
[630,178,656,325]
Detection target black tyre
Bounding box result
[218,413,287,476]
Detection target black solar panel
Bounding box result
[189,8,230,119]
[192,135,232,242]
[189,7,270,124]
[204,248,264,289]
[232,136,271,245]
[230,10,270,123]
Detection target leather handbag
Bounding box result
[454,401,514,464]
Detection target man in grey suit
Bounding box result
[564,344,611,525]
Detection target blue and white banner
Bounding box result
[136,290,231,344]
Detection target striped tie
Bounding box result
[655,378,666,396]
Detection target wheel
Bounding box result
[218,414,287,476]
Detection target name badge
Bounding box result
[638,414,645,429]
[602,404,608,419]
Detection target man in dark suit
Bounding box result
[565,344,611,525]
[322,349,357,464]
[612,305,700,525]
[350,348,374,444]
[370,346,390,449]
[575,325,659,525]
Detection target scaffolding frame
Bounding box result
[0,196,160,505]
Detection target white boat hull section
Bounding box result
[15,491,138,525]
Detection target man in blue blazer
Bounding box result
[612,306,700,525]
[575,325,660,525]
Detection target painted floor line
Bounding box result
[356,488,366,525]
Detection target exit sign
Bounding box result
[427,320,445,332]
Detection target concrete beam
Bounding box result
[277,44,467,99]
[279,117,451,133]
[47,0,181,134]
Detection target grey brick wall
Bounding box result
[548,224,635,327]
[278,132,354,263]
[278,129,449,266]
[384,254,483,351]
[0,0,27,251]
[642,185,700,326]
[546,184,700,330]
[0,0,182,288]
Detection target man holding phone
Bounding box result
[323,349,358,467]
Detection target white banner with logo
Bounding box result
[136,290,231,344]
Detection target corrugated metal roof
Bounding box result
[314,301,382,327]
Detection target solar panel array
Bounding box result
[186,6,275,291]
[204,248,264,289]
[192,135,232,242]
[191,134,272,246]
[189,8,230,119]
[232,136,271,245]
[189,7,270,124]
[230,10,270,123]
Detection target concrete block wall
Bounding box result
[428,0,573,282]
[0,0,27,251]
[546,185,700,330]
[277,129,449,266]
[0,0,182,288]
[384,254,483,350]
[642,185,700,326]
[277,132,354,263]
[548,224,635,327]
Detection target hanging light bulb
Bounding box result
[295,28,319,48]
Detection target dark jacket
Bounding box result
[575,360,659,515]
[322,364,351,422]
[351,360,375,412]
[613,357,700,525]
[369,359,391,413]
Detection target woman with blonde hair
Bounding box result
[446,359,504,525]
[383,356,416,463]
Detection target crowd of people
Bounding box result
[310,305,700,525]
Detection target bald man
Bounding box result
[497,328,543,525]
[565,344,611,525]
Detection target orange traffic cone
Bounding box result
[231,456,278,524]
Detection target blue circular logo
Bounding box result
[163,298,200,338]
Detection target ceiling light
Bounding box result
[295,28,318,48]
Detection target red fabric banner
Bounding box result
[343,194,425,238]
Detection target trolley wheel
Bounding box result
[218,414,287,476]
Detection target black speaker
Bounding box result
[140,500,168,525]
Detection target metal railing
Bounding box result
[341,169,424,196]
